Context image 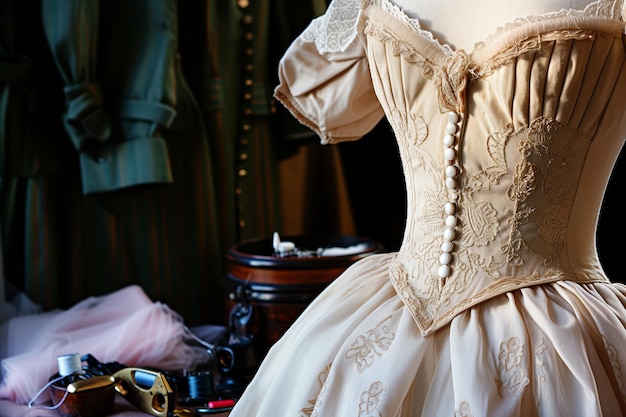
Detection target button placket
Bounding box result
[438,111,462,282]
[235,1,254,236]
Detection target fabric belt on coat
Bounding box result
[79,99,176,194]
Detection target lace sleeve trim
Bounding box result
[300,0,455,55]
[301,0,362,54]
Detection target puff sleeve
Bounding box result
[273,0,384,144]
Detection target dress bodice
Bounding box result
[273,0,626,334]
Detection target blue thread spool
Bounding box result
[133,370,157,389]
[187,371,215,402]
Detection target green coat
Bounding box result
[178,0,327,250]
[1,0,224,325]
[0,0,328,325]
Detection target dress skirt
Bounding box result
[229,253,626,417]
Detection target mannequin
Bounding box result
[394,0,594,50]
[228,0,626,415]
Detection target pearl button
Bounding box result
[440,252,452,265]
[441,241,454,252]
[443,228,456,241]
[445,215,457,227]
[438,111,462,283]
[446,165,459,178]
[438,265,451,278]
[444,148,456,161]
[447,111,459,123]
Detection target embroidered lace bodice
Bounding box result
[274,0,626,335]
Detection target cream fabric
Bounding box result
[230,0,626,415]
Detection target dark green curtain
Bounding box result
[0,0,63,308]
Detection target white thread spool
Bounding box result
[57,353,83,377]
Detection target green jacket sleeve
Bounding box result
[42,0,178,194]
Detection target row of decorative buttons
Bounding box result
[236,2,256,231]
[438,111,461,280]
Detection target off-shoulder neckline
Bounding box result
[371,0,625,54]
[366,0,625,72]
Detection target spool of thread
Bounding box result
[187,371,214,401]
[133,370,157,389]
[57,354,83,377]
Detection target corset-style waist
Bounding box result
[389,246,609,335]
[387,110,616,334]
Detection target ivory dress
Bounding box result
[229,0,626,415]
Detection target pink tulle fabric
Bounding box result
[0,285,209,405]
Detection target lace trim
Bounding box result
[474,0,625,52]
[301,0,454,56]
[366,0,625,107]
[301,0,624,56]
[368,0,454,56]
[301,0,361,53]
[364,16,469,112]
